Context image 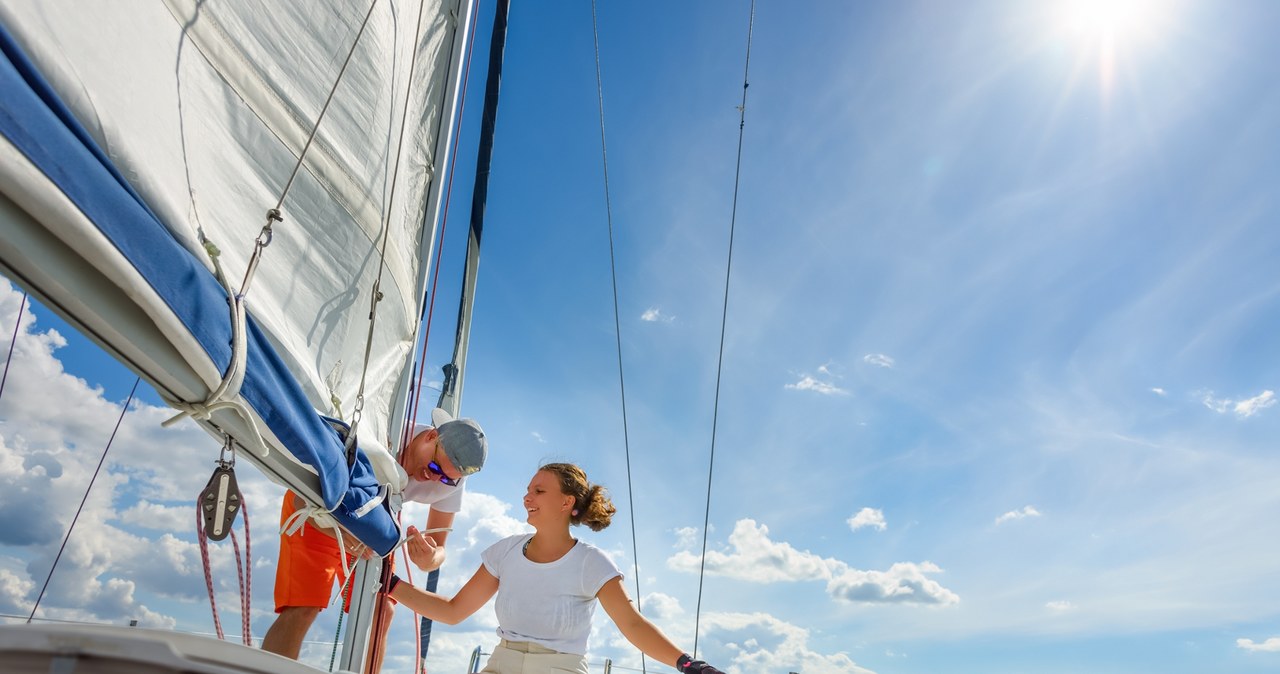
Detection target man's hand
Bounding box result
[405,525,444,571]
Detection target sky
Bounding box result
[3,1,1280,673]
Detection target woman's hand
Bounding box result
[677,654,724,674]
[405,525,444,571]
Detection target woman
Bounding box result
[387,462,724,674]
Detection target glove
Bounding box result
[677,653,724,674]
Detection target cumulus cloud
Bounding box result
[827,561,960,605]
[1202,390,1276,418]
[863,353,895,368]
[1237,637,1280,652]
[598,606,878,674]
[1150,387,1166,396]
[120,501,191,531]
[667,519,958,606]
[995,505,1041,525]
[703,612,879,674]
[785,361,850,395]
[673,526,699,550]
[848,507,887,532]
[785,375,848,395]
[0,281,237,627]
[640,307,675,323]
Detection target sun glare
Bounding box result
[1051,0,1172,94]
[1060,0,1156,41]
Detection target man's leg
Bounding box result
[261,606,321,659]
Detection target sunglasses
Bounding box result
[427,459,460,487]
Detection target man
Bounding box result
[261,408,487,660]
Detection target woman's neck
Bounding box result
[525,525,576,562]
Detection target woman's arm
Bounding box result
[596,577,686,669]
[388,563,498,625]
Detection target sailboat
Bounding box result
[0,0,502,670]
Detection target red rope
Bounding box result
[196,485,252,645]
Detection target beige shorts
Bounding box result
[480,639,589,674]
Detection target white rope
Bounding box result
[159,238,268,456]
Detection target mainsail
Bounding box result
[1,2,480,670]
[0,0,473,556]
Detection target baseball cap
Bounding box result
[430,408,487,476]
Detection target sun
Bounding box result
[1051,0,1172,94]
[1059,0,1157,42]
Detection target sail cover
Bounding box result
[0,0,471,555]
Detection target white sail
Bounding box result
[0,0,473,556]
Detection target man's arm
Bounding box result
[405,508,456,572]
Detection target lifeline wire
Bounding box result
[28,377,140,623]
[589,5,646,673]
[693,0,756,658]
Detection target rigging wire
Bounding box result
[28,377,140,624]
[273,0,381,213]
[343,0,438,466]
[693,0,757,658]
[405,0,484,444]
[589,5,646,673]
[0,290,26,401]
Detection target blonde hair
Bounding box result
[539,463,616,531]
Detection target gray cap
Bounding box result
[431,408,487,476]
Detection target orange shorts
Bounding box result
[273,492,355,612]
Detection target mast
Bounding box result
[340,0,481,671]
[419,0,511,668]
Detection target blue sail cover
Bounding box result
[0,23,397,553]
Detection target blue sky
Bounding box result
[3,1,1280,673]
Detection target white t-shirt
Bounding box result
[481,533,623,655]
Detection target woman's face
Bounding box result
[523,470,572,525]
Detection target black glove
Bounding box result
[677,653,724,674]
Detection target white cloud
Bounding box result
[1046,600,1074,612]
[863,353,895,368]
[848,507,887,532]
[1150,387,1166,396]
[1234,390,1276,418]
[667,519,958,606]
[995,505,1041,525]
[119,501,190,531]
[673,526,699,550]
[640,307,675,323]
[1202,390,1276,418]
[1237,637,1280,652]
[785,375,849,396]
[669,520,839,583]
[703,612,879,674]
[827,561,960,606]
[531,431,546,444]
